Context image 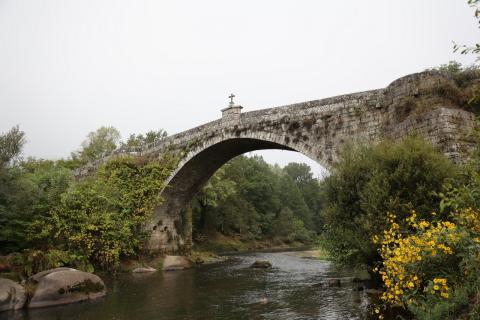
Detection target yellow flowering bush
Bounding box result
[373,208,480,319]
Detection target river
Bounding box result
[1,251,373,320]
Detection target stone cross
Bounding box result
[229,93,235,106]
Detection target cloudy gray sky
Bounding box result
[0,0,478,176]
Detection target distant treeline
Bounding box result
[191,155,324,245]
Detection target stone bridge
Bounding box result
[75,71,477,253]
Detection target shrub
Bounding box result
[48,155,176,271]
[374,208,480,319]
[9,249,93,277]
[320,136,458,269]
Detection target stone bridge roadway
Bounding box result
[75,71,477,253]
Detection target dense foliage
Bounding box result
[374,208,480,319]
[121,129,168,150]
[71,126,122,165]
[0,125,24,166]
[0,126,178,273]
[45,155,176,271]
[319,137,458,269]
[192,155,323,245]
[318,132,480,319]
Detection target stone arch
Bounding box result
[70,71,479,252]
[146,134,328,252]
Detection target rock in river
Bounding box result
[132,266,157,273]
[163,256,192,271]
[0,278,26,312]
[28,268,106,309]
[250,260,272,268]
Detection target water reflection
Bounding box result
[0,251,371,320]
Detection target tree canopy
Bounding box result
[192,155,322,244]
[72,126,121,163]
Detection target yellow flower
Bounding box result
[374,208,479,307]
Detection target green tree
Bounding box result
[320,137,458,268]
[0,126,32,252]
[277,173,313,230]
[271,207,310,243]
[284,162,323,232]
[192,155,320,245]
[72,126,121,163]
[0,159,72,253]
[123,129,168,150]
[0,125,25,166]
[192,167,237,236]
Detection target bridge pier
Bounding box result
[147,202,193,254]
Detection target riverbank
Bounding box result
[192,234,320,255]
[0,235,327,281]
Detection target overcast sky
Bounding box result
[0,0,478,177]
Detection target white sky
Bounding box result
[0,0,478,177]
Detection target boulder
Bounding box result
[28,268,106,309]
[29,267,76,283]
[162,256,192,271]
[0,278,26,312]
[132,266,157,273]
[250,260,272,268]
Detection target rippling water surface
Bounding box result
[2,251,372,320]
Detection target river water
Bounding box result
[2,251,373,320]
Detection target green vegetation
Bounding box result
[362,2,480,317]
[71,126,121,164]
[0,126,177,274]
[429,61,480,110]
[46,155,177,271]
[320,136,458,269]
[191,155,323,249]
[122,129,168,149]
[319,134,480,319]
